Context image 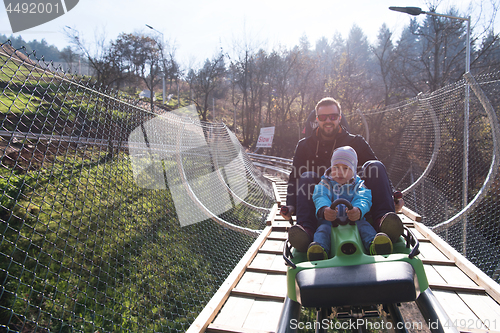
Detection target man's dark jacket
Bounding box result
[286,126,377,208]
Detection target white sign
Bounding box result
[256,127,275,148]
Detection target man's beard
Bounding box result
[319,124,338,138]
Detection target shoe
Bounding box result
[288,225,311,252]
[379,212,404,243]
[307,242,328,261]
[369,233,393,255]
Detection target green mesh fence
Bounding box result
[0,42,274,332]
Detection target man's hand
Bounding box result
[280,205,295,220]
[324,207,337,221]
[395,198,404,213]
[347,207,361,221]
[394,191,404,213]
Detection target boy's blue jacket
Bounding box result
[312,168,372,219]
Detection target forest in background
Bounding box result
[2,4,500,158]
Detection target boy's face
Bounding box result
[331,163,353,185]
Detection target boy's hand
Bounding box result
[324,207,337,221]
[347,207,361,221]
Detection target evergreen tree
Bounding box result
[0,34,61,61]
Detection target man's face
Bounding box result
[316,104,341,139]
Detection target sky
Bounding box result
[1,0,499,68]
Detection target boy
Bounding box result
[308,146,401,261]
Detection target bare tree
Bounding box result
[187,52,226,121]
[59,46,79,73]
[64,26,116,87]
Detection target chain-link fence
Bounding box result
[256,69,500,285]
[254,70,500,285]
[0,42,275,332]
[2,39,500,332]
[354,71,500,284]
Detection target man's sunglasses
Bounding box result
[317,113,340,122]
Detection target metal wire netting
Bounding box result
[358,71,500,284]
[3,37,500,332]
[0,42,275,332]
[259,70,500,285]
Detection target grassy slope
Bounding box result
[0,52,259,331]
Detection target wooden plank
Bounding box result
[432,290,487,330]
[399,214,415,224]
[459,328,500,333]
[424,265,448,285]
[418,242,450,261]
[231,289,285,302]
[429,283,485,293]
[236,271,267,293]
[250,253,279,269]
[246,266,286,275]
[258,249,283,255]
[266,204,279,225]
[260,239,284,253]
[248,253,286,273]
[415,222,500,304]
[270,221,291,230]
[260,273,287,296]
[242,299,284,331]
[211,296,254,328]
[433,265,480,288]
[402,206,422,222]
[269,255,286,272]
[207,323,274,333]
[186,226,274,333]
[421,259,455,266]
[457,293,500,331]
[406,227,429,241]
[248,252,286,272]
[235,272,286,295]
[272,182,281,207]
[268,231,287,241]
[455,329,500,333]
[273,216,289,222]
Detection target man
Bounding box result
[281,97,404,252]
